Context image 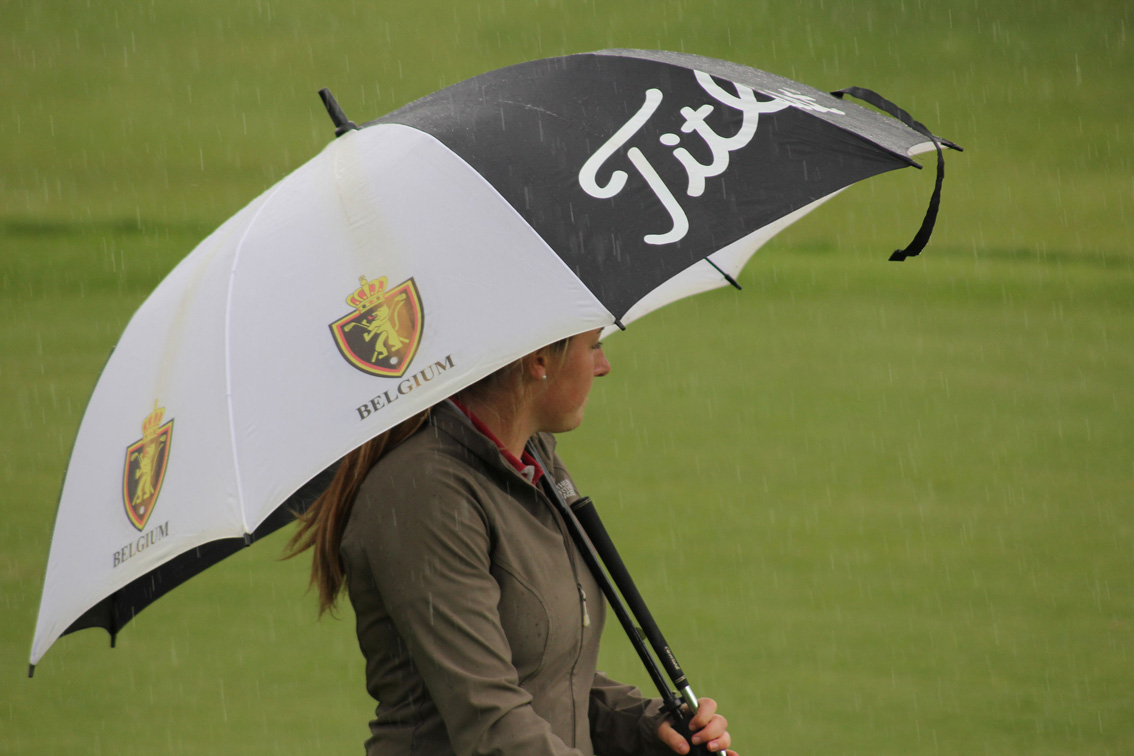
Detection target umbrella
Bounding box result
[30,48,960,674]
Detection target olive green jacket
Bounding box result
[341,401,671,756]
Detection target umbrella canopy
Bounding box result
[30,48,957,670]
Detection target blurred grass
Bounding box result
[564,246,1133,754]
[2,0,1132,754]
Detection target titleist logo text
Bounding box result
[579,72,843,246]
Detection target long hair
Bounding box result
[284,409,431,616]
[286,336,573,616]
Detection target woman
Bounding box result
[289,329,734,755]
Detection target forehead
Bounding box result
[576,327,603,343]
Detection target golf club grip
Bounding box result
[569,497,688,689]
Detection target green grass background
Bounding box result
[2,0,1131,753]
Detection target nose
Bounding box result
[594,348,611,377]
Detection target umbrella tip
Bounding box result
[28,663,35,678]
[318,88,359,137]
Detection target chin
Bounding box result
[551,412,585,434]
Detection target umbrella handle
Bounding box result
[671,708,719,756]
[567,496,716,754]
[527,444,719,755]
[528,446,681,714]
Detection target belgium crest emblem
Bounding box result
[122,400,173,531]
[330,275,423,378]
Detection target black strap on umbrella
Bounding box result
[528,444,713,755]
[831,87,963,261]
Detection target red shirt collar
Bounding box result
[449,398,545,486]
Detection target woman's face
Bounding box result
[534,328,611,433]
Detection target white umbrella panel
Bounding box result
[31,49,959,671]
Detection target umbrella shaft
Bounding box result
[680,684,700,715]
[559,499,676,708]
[528,446,680,711]
[569,496,691,694]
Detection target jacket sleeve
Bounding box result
[355,465,585,756]
[589,671,674,756]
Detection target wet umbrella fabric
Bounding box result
[30,48,956,670]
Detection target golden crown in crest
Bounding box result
[141,400,166,441]
[347,275,389,311]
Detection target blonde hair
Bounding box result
[286,337,573,615]
[284,409,430,615]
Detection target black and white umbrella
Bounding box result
[31,49,958,672]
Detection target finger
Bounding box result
[704,729,732,753]
[690,714,729,745]
[689,697,717,730]
[684,720,730,748]
[656,720,690,755]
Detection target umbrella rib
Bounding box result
[222,184,286,535]
[705,258,742,290]
[385,125,619,331]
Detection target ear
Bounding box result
[522,349,551,382]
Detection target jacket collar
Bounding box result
[447,398,545,485]
[431,400,549,487]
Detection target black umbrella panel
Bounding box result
[31,50,958,679]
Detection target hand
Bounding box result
[656,697,735,755]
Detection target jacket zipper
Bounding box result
[533,475,591,635]
[535,484,588,747]
[548,499,588,635]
